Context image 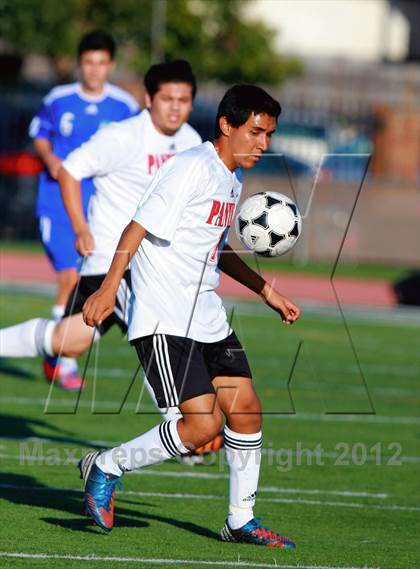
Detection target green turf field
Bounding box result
[1,239,412,282]
[0,289,419,568]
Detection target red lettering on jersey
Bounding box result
[147,153,175,175]
[207,200,236,227]
[206,200,221,224]
[226,202,235,226]
[225,203,232,225]
[147,154,155,175]
[224,202,233,227]
[215,202,226,227]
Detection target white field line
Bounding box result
[0,552,383,569]
[0,483,419,512]
[1,446,419,466]
[0,395,418,425]
[249,361,419,381]
[133,472,390,498]
[85,363,420,380]
[0,435,115,446]
[5,357,420,384]
[269,413,419,426]
[6,354,420,381]
[0,457,389,499]
[289,449,419,464]
[1,437,419,464]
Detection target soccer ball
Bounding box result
[235,192,302,257]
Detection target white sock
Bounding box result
[224,425,262,530]
[0,318,55,358]
[144,377,182,420]
[96,419,189,476]
[59,356,79,375]
[51,304,65,321]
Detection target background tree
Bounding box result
[0,0,302,84]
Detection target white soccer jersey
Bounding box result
[62,110,202,275]
[129,141,242,343]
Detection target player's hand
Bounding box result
[46,154,62,180]
[83,287,116,328]
[75,230,95,257]
[260,283,301,324]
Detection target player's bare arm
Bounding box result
[58,166,94,256]
[83,220,147,327]
[34,138,62,179]
[219,243,301,324]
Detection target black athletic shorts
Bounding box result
[64,271,131,335]
[131,331,252,408]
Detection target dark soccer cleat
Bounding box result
[220,517,296,548]
[78,451,121,532]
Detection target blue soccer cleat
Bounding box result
[220,517,296,548]
[78,450,121,532]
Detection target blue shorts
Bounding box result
[37,177,94,273]
[39,213,81,272]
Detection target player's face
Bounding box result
[230,112,277,169]
[79,50,114,94]
[147,82,194,135]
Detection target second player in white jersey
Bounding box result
[0,60,201,379]
[62,109,201,276]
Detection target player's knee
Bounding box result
[245,394,262,416]
[58,268,78,284]
[235,390,261,415]
[51,322,88,358]
[188,411,223,448]
[228,393,262,432]
[195,428,220,448]
[229,414,261,433]
[65,333,92,358]
[61,345,84,358]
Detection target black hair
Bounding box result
[144,59,197,99]
[78,30,116,59]
[215,84,281,138]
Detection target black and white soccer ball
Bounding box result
[235,192,302,257]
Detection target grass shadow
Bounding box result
[0,472,150,529]
[0,358,35,380]
[0,413,102,448]
[0,472,219,541]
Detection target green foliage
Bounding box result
[0,0,302,84]
[0,0,80,57]
[164,0,303,84]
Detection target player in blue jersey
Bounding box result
[28,30,139,390]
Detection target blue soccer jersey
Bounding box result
[29,82,139,272]
[29,81,139,218]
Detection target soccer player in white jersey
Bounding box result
[29,30,139,389]
[0,61,200,388]
[78,85,301,547]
